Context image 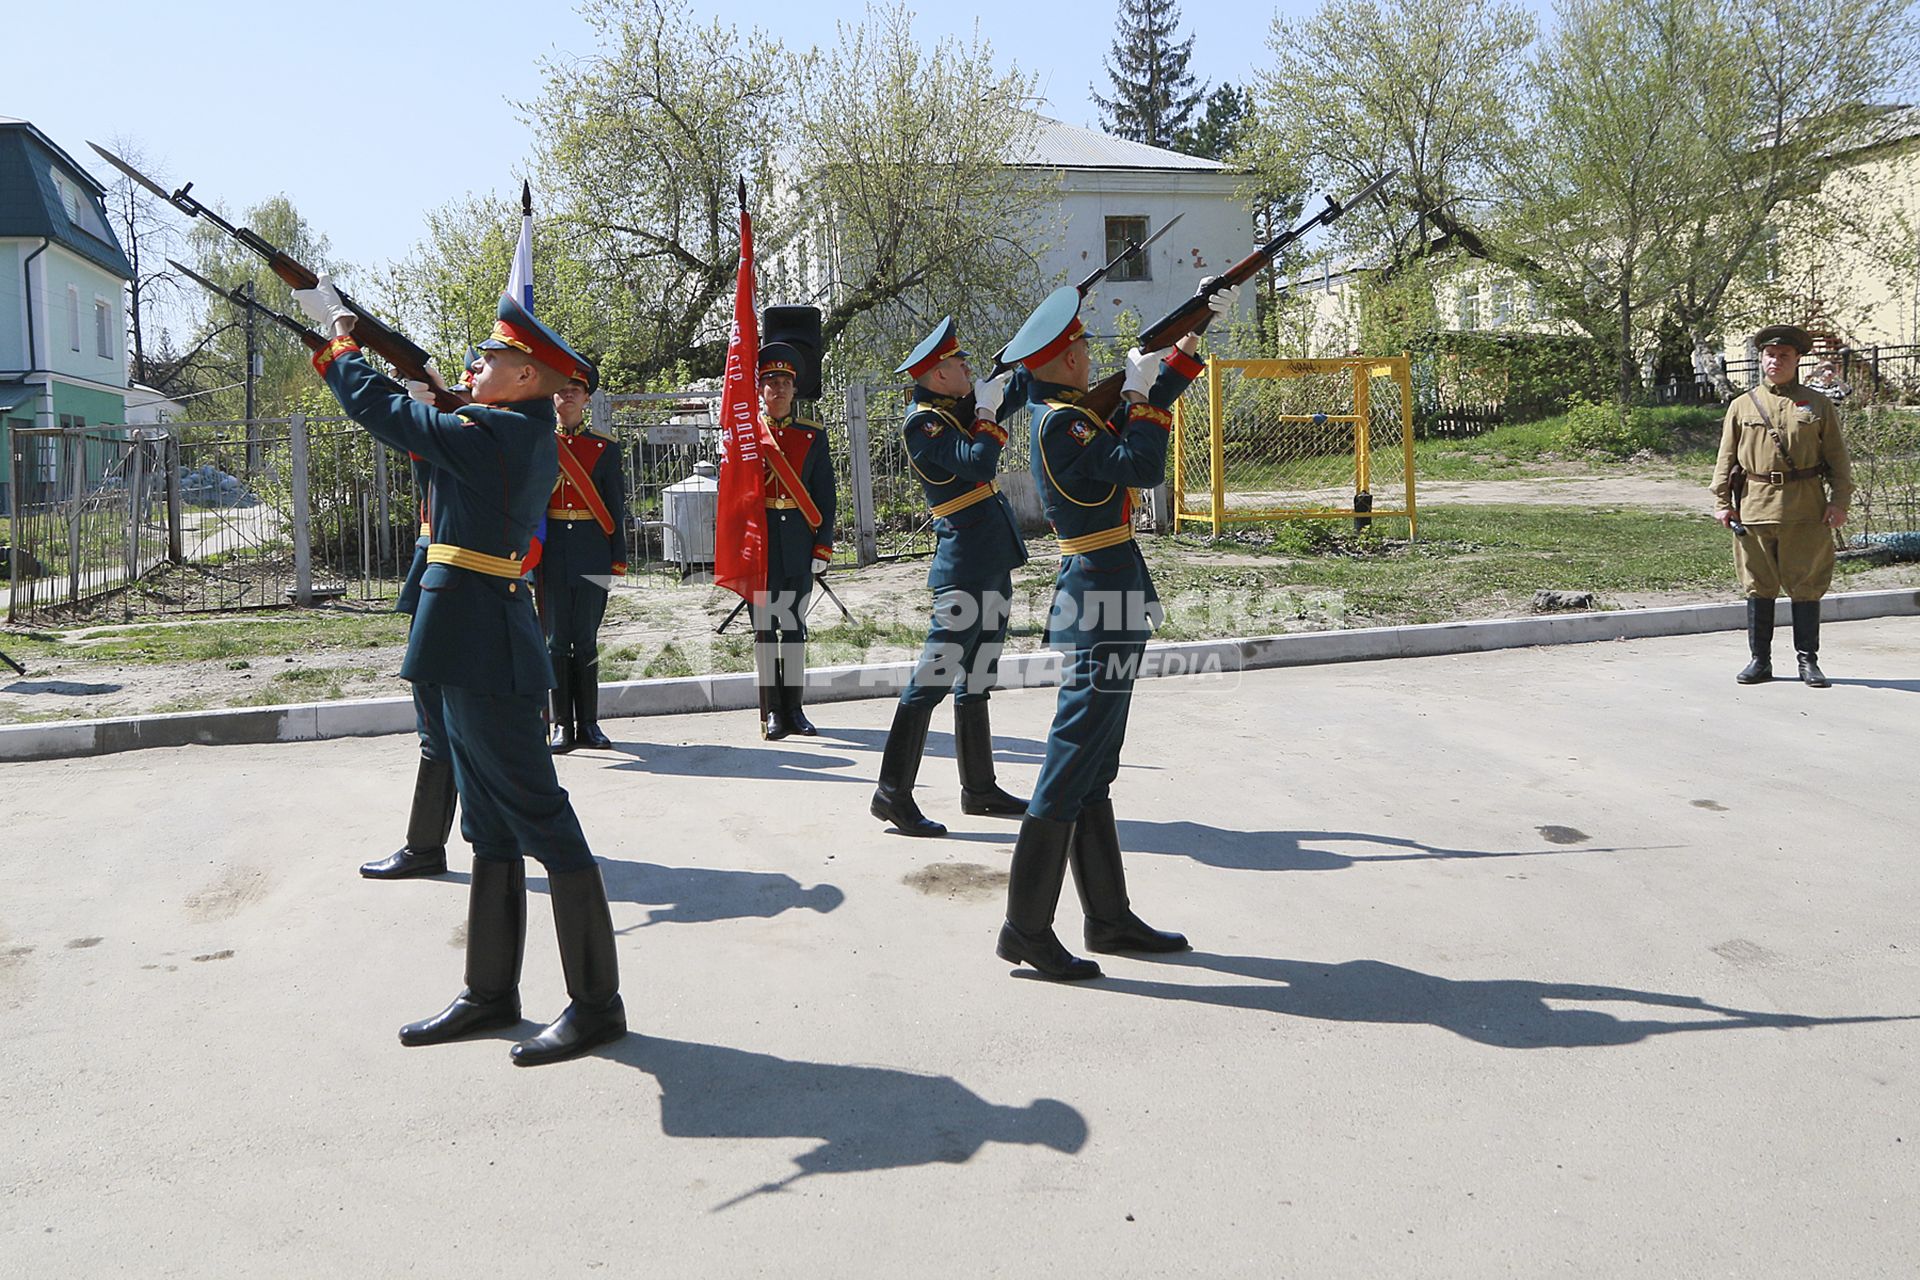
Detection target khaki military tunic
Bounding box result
[1708,380,1854,601]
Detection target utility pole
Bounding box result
[243,279,260,474]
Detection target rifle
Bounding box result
[1078,171,1395,422]
[168,258,328,355]
[91,142,466,412]
[987,212,1186,381]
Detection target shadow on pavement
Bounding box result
[1826,677,1920,693]
[601,740,858,783]
[606,1033,1087,1212]
[597,858,844,929]
[429,861,844,931]
[1116,819,1674,872]
[812,725,1050,762]
[1091,950,1916,1049]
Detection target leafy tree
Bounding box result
[794,4,1055,382]
[181,195,340,427]
[521,0,798,390]
[1250,0,1536,266]
[1500,0,1717,404]
[1092,0,1204,151]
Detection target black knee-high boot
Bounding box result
[1792,599,1829,687]
[573,656,613,749]
[996,815,1100,981]
[399,859,525,1045]
[1737,598,1774,684]
[361,755,455,879]
[871,702,946,836]
[955,700,1027,817]
[512,865,627,1066]
[1070,798,1188,954]
[548,654,577,753]
[781,640,818,736]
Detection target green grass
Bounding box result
[1412,405,1724,480]
[0,609,409,668]
[1148,503,1757,627]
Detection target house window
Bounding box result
[1458,284,1481,330]
[1104,216,1151,281]
[95,299,112,359]
[1489,282,1512,328]
[68,286,81,351]
[39,433,59,483]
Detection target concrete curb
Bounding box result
[5,588,1915,763]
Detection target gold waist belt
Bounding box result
[766,496,801,510]
[930,480,999,518]
[546,508,599,521]
[1056,525,1134,556]
[426,542,525,578]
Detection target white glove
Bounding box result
[1204,281,1242,316]
[402,358,444,404]
[1123,347,1167,398]
[811,557,831,575]
[971,373,1010,420]
[291,272,353,330]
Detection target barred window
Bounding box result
[1104,216,1151,282]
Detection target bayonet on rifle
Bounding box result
[989,213,1187,380]
[168,258,326,354]
[90,141,447,397]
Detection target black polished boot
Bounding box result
[996,814,1101,981]
[955,699,1027,817]
[764,656,794,740]
[1792,600,1829,687]
[871,702,946,837]
[1736,598,1774,684]
[512,865,627,1066]
[361,755,455,879]
[399,858,525,1045]
[573,657,613,749]
[548,654,577,754]
[1072,798,1189,954]
[781,641,818,736]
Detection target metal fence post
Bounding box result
[126,432,146,579]
[372,444,392,575]
[845,380,878,567]
[290,413,313,606]
[66,430,81,607]
[164,432,183,564]
[6,437,20,621]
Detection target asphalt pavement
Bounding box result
[2,617,1916,1277]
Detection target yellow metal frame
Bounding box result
[1171,355,1418,537]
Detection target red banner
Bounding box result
[714,202,766,601]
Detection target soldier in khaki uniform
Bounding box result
[1709,324,1854,687]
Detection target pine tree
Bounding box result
[1091,0,1204,150]
[1176,83,1252,162]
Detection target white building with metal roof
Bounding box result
[1006,117,1256,341]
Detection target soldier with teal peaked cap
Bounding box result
[869,317,1030,838]
[753,339,837,739]
[294,278,625,1067]
[991,282,1237,982]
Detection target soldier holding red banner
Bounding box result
[753,342,837,739]
[540,358,629,752]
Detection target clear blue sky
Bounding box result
[9,0,1298,278]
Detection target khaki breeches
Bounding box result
[1733,521,1836,601]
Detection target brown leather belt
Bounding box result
[1752,465,1829,485]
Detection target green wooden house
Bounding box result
[1,116,133,514]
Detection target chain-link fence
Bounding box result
[1844,404,1920,538]
[6,425,174,618]
[3,381,1029,624]
[1170,356,1417,536]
